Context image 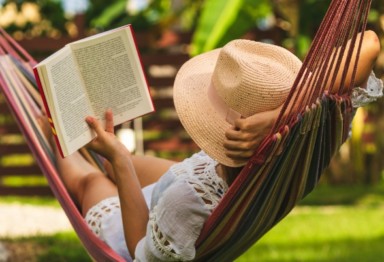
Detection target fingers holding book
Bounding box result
[86,110,131,162]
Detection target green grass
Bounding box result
[237,205,384,261]
[2,232,91,262]
[299,183,384,206]
[236,184,384,261]
[33,232,92,262]
[1,184,383,261]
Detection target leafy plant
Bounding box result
[190,0,272,55]
[1,0,68,35]
[88,0,174,32]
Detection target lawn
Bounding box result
[1,183,383,261]
[237,183,384,262]
[237,205,384,261]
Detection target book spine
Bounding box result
[33,67,65,158]
[127,25,156,112]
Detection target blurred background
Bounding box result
[0,0,383,261]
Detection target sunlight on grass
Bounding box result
[299,183,384,206]
[237,205,384,261]
[1,231,91,262]
[34,232,92,262]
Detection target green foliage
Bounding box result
[175,0,204,31]
[37,0,67,31]
[298,0,330,36]
[87,0,127,29]
[2,0,68,34]
[190,0,272,55]
[88,0,173,32]
[295,0,383,57]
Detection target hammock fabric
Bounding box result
[0,30,124,262]
[0,0,372,261]
[195,0,371,260]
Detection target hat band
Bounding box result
[207,81,242,125]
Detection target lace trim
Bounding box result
[85,197,120,237]
[352,71,383,107]
[148,211,183,260]
[149,151,228,259]
[184,162,227,209]
[171,151,228,210]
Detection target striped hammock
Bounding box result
[0,0,372,261]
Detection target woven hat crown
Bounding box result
[211,40,301,117]
[173,39,302,167]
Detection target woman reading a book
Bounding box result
[40,31,382,261]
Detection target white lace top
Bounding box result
[134,151,227,261]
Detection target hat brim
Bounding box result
[174,49,245,167]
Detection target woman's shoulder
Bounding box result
[152,150,228,210]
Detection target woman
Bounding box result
[41,31,382,261]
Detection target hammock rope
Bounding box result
[0,0,373,261]
[195,0,372,260]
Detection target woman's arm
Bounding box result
[326,30,381,93]
[224,30,381,162]
[85,110,148,257]
[104,154,176,188]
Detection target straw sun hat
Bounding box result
[173,39,302,167]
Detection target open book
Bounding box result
[33,25,154,157]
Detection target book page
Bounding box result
[41,46,95,155]
[71,26,154,126]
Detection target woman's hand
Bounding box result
[87,110,148,256]
[224,106,281,162]
[86,109,130,162]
